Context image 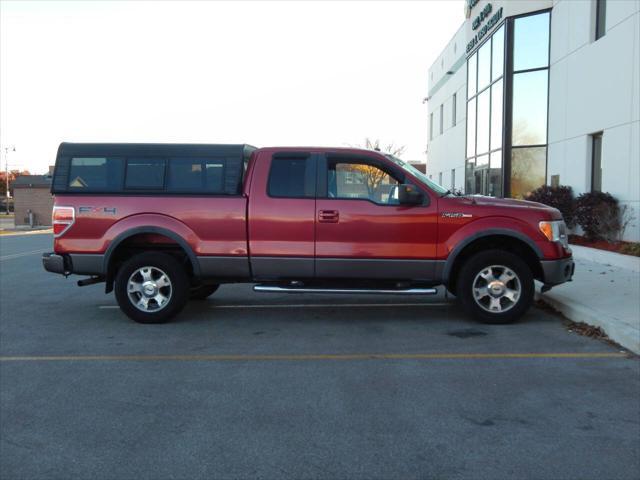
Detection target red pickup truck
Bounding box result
[43,143,574,324]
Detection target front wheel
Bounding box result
[457,250,534,324]
[114,252,189,324]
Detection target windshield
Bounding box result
[385,155,449,195]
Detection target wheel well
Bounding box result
[447,235,543,293]
[105,233,195,293]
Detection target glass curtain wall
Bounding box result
[509,11,550,198]
[466,25,504,197]
[465,10,550,198]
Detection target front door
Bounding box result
[314,153,439,280]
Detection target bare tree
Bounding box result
[341,138,406,197]
[362,138,406,157]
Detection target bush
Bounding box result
[525,185,576,228]
[575,191,621,241]
[620,242,640,257]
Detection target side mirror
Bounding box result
[397,184,424,205]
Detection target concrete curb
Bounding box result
[535,290,639,354]
[0,228,53,237]
[536,247,640,354]
[570,244,640,273]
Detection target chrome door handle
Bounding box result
[318,210,339,223]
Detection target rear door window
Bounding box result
[68,157,124,191]
[267,156,314,198]
[125,158,166,189]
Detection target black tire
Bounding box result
[190,284,220,300]
[114,252,189,324]
[456,249,534,324]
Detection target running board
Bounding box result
[253,285,437,295]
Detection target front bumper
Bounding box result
[42,252,69,275]
[540,256,575,286]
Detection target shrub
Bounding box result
[575,191,621,241]
[620,242,640,257]
[525,185,576,228]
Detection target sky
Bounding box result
[1,0,463,174]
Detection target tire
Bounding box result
[190,284,220,300]
[114,252,189,324]
[456,249,534,324]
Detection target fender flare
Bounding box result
[442,228,543,284]
[103,226,201,283]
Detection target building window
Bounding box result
[465,24,505,197]
[430,113,434,140]
[438,172,443,185]
[596,0,606,40]
[451,168,456,190]
[510,12,550,198]
[439,104,444,135]
[591,133,603,191]
[452,93,457,126]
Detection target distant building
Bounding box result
[427,0,639,241]
[12,172,53,226]
[408,162,427,174]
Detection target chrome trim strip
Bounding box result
[253,285,437,295]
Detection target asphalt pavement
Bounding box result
[1,234,639,480]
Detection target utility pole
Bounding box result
[4,146,16,215]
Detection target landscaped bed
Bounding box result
[570,235,640,257]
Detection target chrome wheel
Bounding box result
[472,265,521,313]
[127,266,172,312]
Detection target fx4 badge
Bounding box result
[441,212,473,218]
[78,207,117,215]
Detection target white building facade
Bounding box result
[427,0,639,241]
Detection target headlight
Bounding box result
[539,220,568,247]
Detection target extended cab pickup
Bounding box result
[43,143,574,324]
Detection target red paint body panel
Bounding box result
[54,196,248,256]
[437,195,570,260]
[247,151,315,258]
[315,199,438,259]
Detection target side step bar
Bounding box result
[253,285,437,295]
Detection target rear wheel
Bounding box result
[114,252,189,324]
[457,249,534,324]
[190,284,220,300]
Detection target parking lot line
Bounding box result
[0,352,629,362]
[97,303,452,310]
[0,249,47,261]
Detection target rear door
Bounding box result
[247,151,317,279]
[314,153,439,280]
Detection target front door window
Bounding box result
[329,161,401,205]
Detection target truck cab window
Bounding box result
[328,161,401,205]
[268,157,314,198]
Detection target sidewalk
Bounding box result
[537,245,640,354]
[0,217,52,236]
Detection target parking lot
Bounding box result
[1,233,639,480]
